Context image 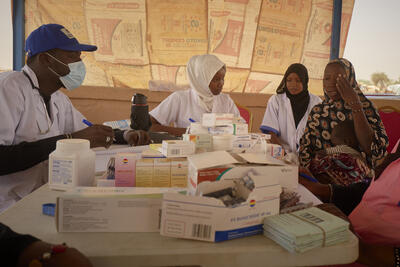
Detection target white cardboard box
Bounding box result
[161,140,195,158]
[202,113,234,127]
[160,175,281,242]
[208,123,248,135]
[56,187,183,232]
[182,133,213,151]
[187,151,298,194]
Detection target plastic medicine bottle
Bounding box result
[49,139,95,190]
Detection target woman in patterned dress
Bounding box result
[299,58,388,181]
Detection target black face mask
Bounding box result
[130,93,152,131]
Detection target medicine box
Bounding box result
[153,158,171,187]
[208,123,248,135]
[115,153,137,187]
[264,143,285,159]
[170,158,188,188]
[56,187,184,232]
[161,140,195,158]
[182,133,213,151]
[202,113,235,127]
[187,151,298,194]
[160,175,281,242]
[135,158,154,187]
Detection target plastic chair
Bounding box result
[378,106,400,152]
[235,103,253,130]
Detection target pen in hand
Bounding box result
[299,173,319,183]
[82,119,116,142]
[82,119,93,127]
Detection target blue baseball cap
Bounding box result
[25,24,97,57]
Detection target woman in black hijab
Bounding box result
[260,63,322,153]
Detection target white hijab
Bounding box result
[186,54,225,112]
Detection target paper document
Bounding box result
[297,184,322,206]
[188,151,238,169]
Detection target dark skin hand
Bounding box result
[268,132,284,147]
[71,125,114,148]
[323,63,374,155]
[150,116,186,137]
[124,130,151,146]
[17,241,93,267]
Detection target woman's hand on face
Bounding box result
[336,74,360,105]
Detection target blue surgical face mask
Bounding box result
[46,53,86,91]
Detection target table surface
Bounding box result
[0,184,359,267]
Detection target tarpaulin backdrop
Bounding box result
[25,0,354,94]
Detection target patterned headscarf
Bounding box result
[186,54,225,112]
[299,58,388,169]
[276,63,310,128]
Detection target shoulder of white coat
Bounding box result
[0,71,30,95]
[52,90,74,106]
[166,89,190,102]
[267,93,286,107]
[218,92,235,103]
[309,93,323,104]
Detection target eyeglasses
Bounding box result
[37,97,52,135]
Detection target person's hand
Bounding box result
[299,166,313,177]
[17,241,93,267]
[336,74,361,107]
[269,132,283,147]
[71,125,114,148]
[124,130,150,146]
[298,168,331,202]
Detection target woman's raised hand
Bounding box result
[336,74,361,106]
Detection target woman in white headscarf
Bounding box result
[150,54,241,136]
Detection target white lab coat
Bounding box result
[150,88,241,128]
[261,93,322,153]
[0,65,86,211]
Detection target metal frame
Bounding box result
[330,0,342,60]
[12,0,25,71]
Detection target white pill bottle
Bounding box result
[49,139,95,190]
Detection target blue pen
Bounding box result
[189,118,196,123]
[83,119,115,142]
[299,173,319,183]
[82,119,93,127]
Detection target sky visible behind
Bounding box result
[343,0,400,81]
[0,1,12,70]
[1,0,399,82]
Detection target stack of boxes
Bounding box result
[113,156,189,188]
[135,158,188,188]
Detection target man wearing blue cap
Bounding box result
[0,24,148,211]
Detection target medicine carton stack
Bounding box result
[184,113,250,152]
[105,153,188,188]
[53,113,294,240]
[185,113,284,157]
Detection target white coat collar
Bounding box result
[22,65,40,89]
